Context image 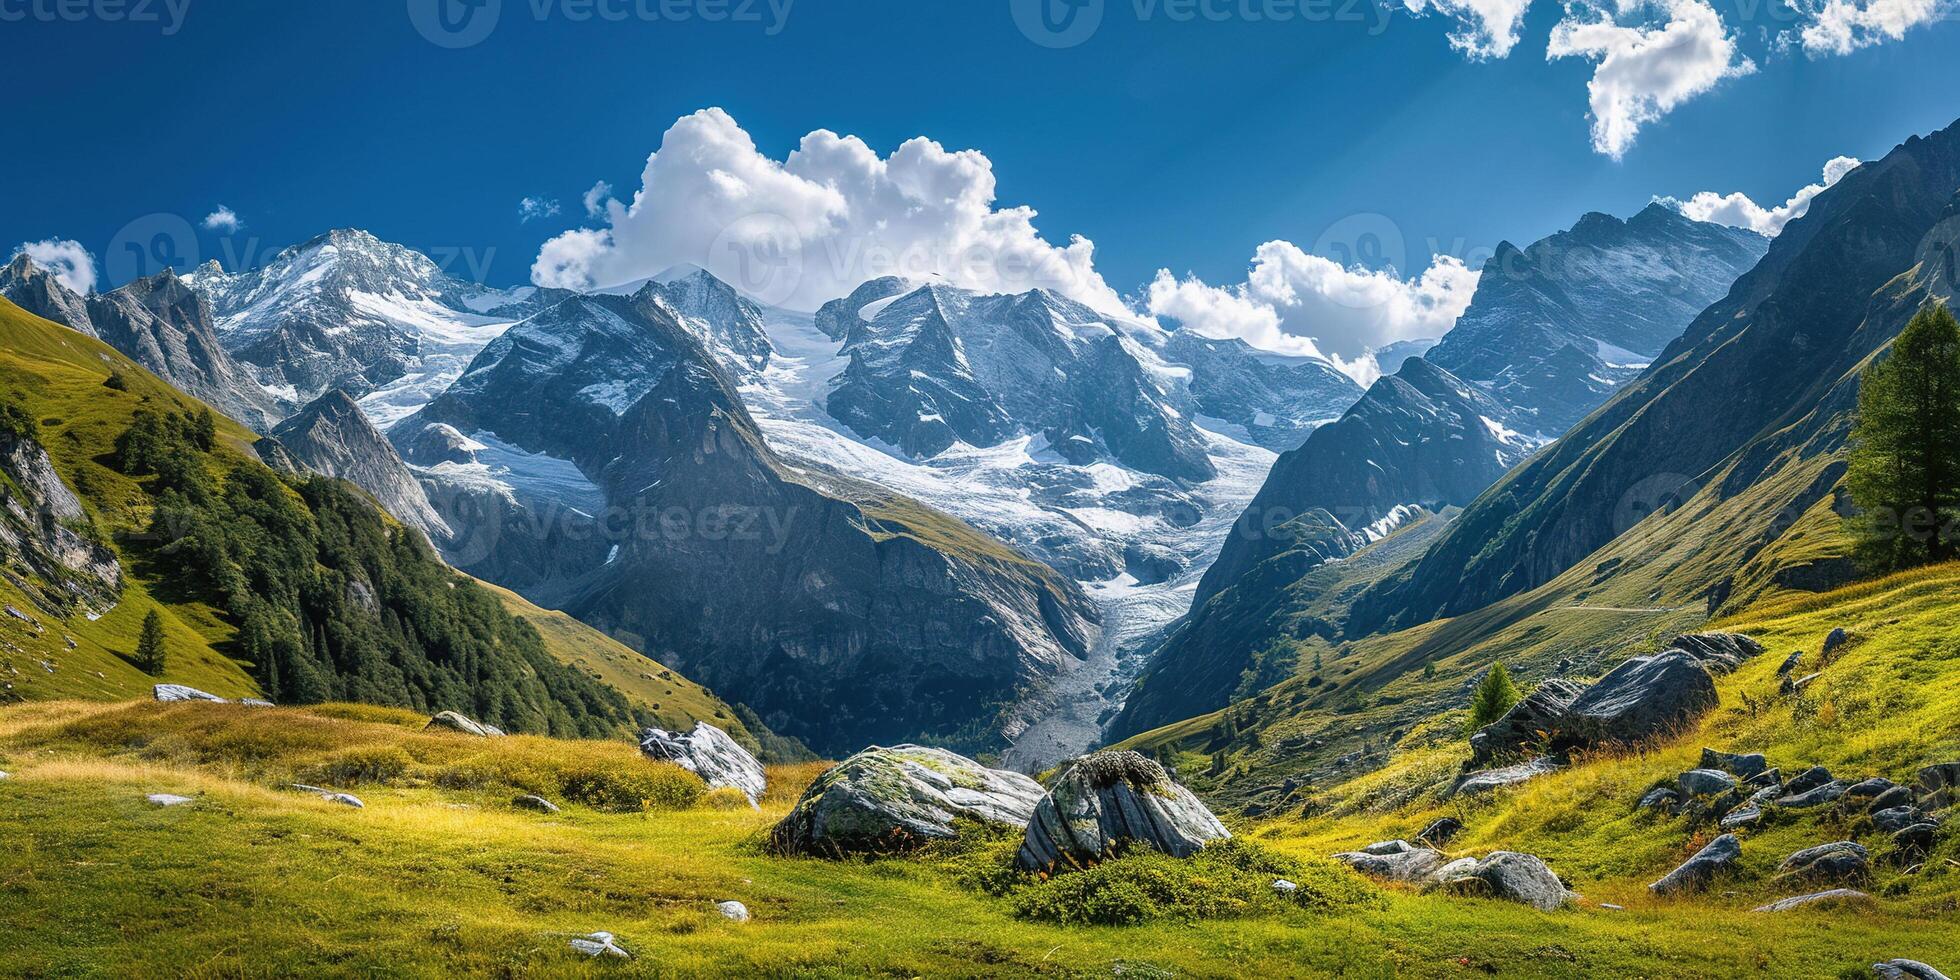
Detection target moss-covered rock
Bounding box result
[1016,750,1228,872]
[770,745,1043,857]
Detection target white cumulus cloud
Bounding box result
[1146,243,1480,387]
[1400,0,1535,57]
[1657,155,1861,236]
[1797,0,1949,54]
[519,197,562,223]
[1548,0,1756,160]
[532,108,1126,314]
[582,180,614,217]
[12,239,98,295]
[201,205,243,233]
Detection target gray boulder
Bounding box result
[1700,748,1769,780]
[1786,766,1836,795]
[1777,651,1804,676]
[1821,627,1850,658]
[1678,769,1739,797]
[1895,823,1938,854]
[1650,833,1741,895]
[1873,807,1925,834]
[1752,888,1873,912]
[1669,632,1766,674]
[146,793,194,806]
[1469,679,1583,763]
[1779,841,1869,882]
[1869,785,1916,813]
[716,900,750,922]
[771,745,1042,857]
[1447,757,1562,799]
[154,684,226,703]
[639,722,766,804]
[1779,781,1848,809]
[1415,817,1463,846]
[1638,787,1683,813]
[1438,851,1572,911]
[1335,841,1449,883]
[1847,777,1897,800]
[1561,651,1718,751]
[1919,763,1960,809]
[513,794,561,814]
[425,710,505,738]
[1873,961,1950,980]
[1017,751,1229,871]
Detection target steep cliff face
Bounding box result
[1161,331,1362,452]
[1352,120,1960,635]
[272,391,449,541]
[0,430,122,618]
[400,291,1100,754]
[1425,204,1768,435]
[0,255,96,338]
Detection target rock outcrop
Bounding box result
[1334,840,1449,883]
[770,745,1043,857]
[272,390,449,541]
[638,722,766,804]
[1778,841,1869,883]
[1016,751,1230,872]
[425,710,505,737]
[1470,680,1584,764]
[154,684,227,703]
[1650,834,1741,895]
[1438,852,1573,911]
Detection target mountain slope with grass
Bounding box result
[0,296,738,740]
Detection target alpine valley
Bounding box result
[7,91,1960,976]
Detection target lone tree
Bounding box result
[1466,661,1520,733]
[135,610,168,676]
[1847,302,1960,570]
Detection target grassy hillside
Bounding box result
[0,297,736,740]
[2,685,1952,977]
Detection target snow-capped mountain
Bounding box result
[1159,330,1363,451]
[604,266,775,379]
[1425,203,1768,434]
[270,390,449,542]
[185,229,560,427]
[391,289,1099,757]
[822,282,1218,482]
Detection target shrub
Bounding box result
[699,786,754,810]
[298,745,416,786]
[558,761,704,812]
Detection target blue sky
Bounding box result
[3,0,1956,355]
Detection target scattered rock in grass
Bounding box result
[1639,787,1683,813]
[1777,651,1803,676]
[1335,841,1448,883]
[146,793,193,806]
[1752,888,1873,912]
[0,771,9,780]
[1873,807,1925,834]
[1669,632,1766,674]
[1447,757,1561,799]
[1468,679,1584,764]
[1017,751,1229,872]
[1894,824,1938,855]
[1438,852,1573,911]
[716,901,750,922]
[1779,841,1869,882]
[513,794,561,814]
[569,932,629,958]
[1848,778,1898,800]
[1650,834,1741,895]
[1271,879,1298,894]
[1561,651,1719,750]
[1869,785,1916,813]
[770,745,1042,857]
[1416,817,1463,846]
[1872,960,1949,980]
[153,684,225,703]
[238,698,274,708]
[425,710,505,738]
[1918,764,1960,809]
[1786,766,1835,795]
[1783,672,1823,696]
[639,722,765,805]
[1600,903,1625,911]
[1700,749,1769,780]
[290,784,365,808]
[1821,627,1850,659]
[1720,785,1783,830]
[1779,781,1848,809]
[1678,769,1738,797]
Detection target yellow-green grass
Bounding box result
[1228,562,1960,950]
[2,694,1955,977]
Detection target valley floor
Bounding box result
[3,672,1956,977]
